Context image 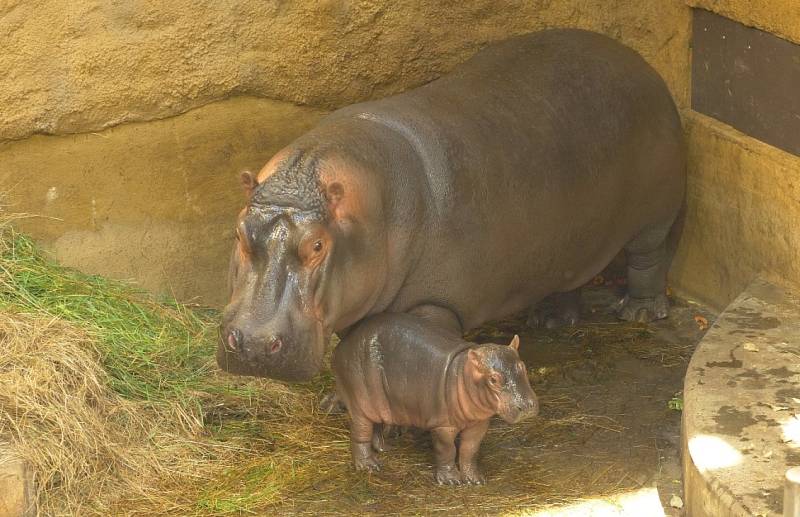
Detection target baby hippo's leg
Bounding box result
[350,411,381,472]
[431,427,461,485]
[457,419,490,485]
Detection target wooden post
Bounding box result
[786,466,800,517]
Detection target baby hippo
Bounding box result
[332,313,539,485]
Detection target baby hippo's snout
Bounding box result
[503,390,539,424]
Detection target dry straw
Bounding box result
[0,211,688,515]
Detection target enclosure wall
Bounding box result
[1,1,798,308]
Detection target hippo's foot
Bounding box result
[352,442,381,472]
[527,290,581,329]
[319,391,346,415]
[615,293,669,322]
[435,464,462,486]
[459,464,486,485]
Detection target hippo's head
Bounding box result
[465,336,539,424]
[218,149,388,382]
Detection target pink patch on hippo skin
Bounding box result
[256,147,293,184]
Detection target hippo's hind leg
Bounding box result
[527,289,581,329]
[349,411,381,472]
[616,218,676,322]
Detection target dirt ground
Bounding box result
[466,285,715,515]
[267,283,717,516]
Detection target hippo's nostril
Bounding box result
[268,337,283,355]
[227,328,244,352]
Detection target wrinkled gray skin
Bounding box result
[333,313,538,485]
[218,29,686,382]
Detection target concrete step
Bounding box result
[0,449,35,517]
[682,278,800,516]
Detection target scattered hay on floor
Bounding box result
[0,216,690,515]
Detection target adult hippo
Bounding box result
[218,29,686,382]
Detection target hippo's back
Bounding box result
[331,30,686,328]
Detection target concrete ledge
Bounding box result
[682,278,800,516]
[0,450,35,517]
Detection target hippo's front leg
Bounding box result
[431,426,461,485]
[349,411,381,472]
[457,419,490,485]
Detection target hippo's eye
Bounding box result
[313,240,323,253]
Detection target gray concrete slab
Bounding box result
[683,279,800,516]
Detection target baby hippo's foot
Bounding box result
[352,442,381,472]
[459,464,486,485]
[435,464,462,486]
[616,293,669,322]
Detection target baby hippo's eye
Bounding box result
[313,240,323,253]
[489,373,502,386]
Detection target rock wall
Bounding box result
[0,98,325,306]
[0,0,691,306]
[0,0,690,142]
[3,0,799,309]
[671,1,800,308]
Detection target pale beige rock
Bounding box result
[670,112,800,309]
[0,0,690,141]
[688,0,800,45]
[0,96,326,306]
[2,0,800,309]
[0,453,34,517]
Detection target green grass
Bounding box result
[0,230,218,403]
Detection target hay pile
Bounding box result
[0,218,690,515]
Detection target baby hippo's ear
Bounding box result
[467,348,482,368]
[467,348,487,379]
[508,334,520,351]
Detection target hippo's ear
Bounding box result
[240,171,258,198]
[325,182,345,213]
[508,335,520,351]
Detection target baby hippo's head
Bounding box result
[465,335,539,424]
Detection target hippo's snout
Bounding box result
[222,326,284,358]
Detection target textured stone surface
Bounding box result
[682,279,800,516]
[667,1,800,309]
[670,112,800,309]
[3,0,799,309]
[0,454,34,517]
[688,0,800,45]
[0,0,690,141]
[0,97,325,306]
